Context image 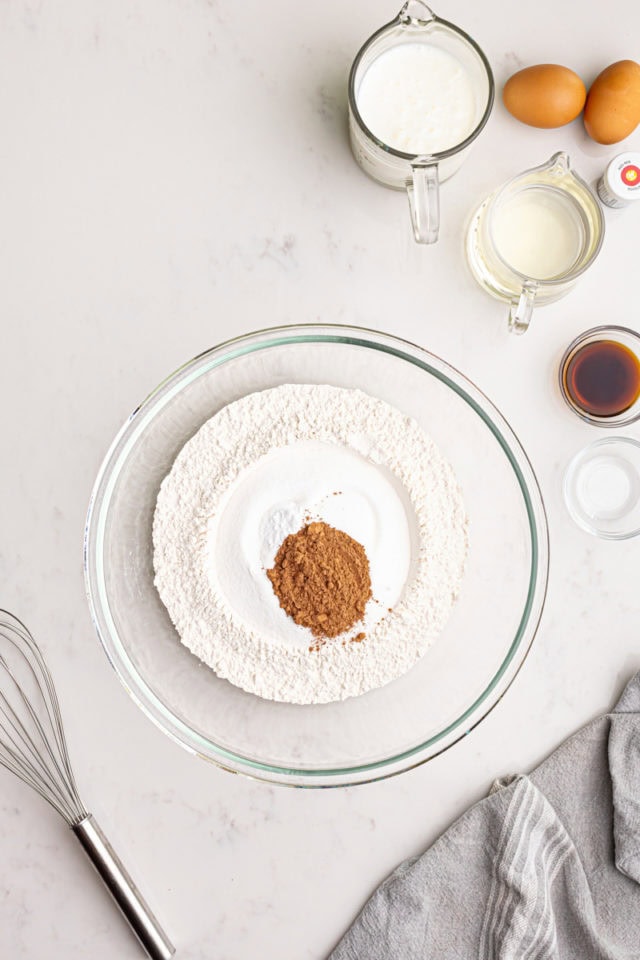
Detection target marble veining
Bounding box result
[1,0,639,956]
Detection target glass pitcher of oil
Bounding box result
[465,152,604,333]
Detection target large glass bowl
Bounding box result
[84,325,548,786]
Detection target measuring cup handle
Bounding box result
[508,283,537,334]
[407,163,439,244]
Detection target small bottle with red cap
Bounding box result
[597,153,640,208]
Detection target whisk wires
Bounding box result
[0,611,87,825]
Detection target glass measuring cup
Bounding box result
[348,1,494,244]
[466,152,604,334]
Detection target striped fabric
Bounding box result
[329,671,640,960]
[479,777,573,959]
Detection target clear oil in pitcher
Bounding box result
[465,152,603,311]
[491,186,585,280]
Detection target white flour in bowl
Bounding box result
[152,384,468,704]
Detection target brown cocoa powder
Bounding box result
[266,521,372,640]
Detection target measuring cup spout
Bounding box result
[398,1,437,26]
[547,151,571,176]
[407,162,440,244]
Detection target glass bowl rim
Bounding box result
[84,323,549,787]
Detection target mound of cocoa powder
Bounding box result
[266,521,372,640]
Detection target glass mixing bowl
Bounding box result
[84,325,548,786]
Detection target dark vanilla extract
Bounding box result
[563,340,640,418]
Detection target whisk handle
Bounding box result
[72,814,175,960]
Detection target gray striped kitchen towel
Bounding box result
[329,672,640,959]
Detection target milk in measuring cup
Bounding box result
[356,43,477,154]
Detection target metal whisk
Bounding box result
[0,610,174,960]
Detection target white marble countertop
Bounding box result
[1,0,639,956]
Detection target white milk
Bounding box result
[355,43,477,155]
[491,188,583,280]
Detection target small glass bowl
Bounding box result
[559,325,640,427]
[563,438,640,539]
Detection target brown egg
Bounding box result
[503,64,586,128]
[584,60,640,144]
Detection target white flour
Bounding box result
[153,384,468,704]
